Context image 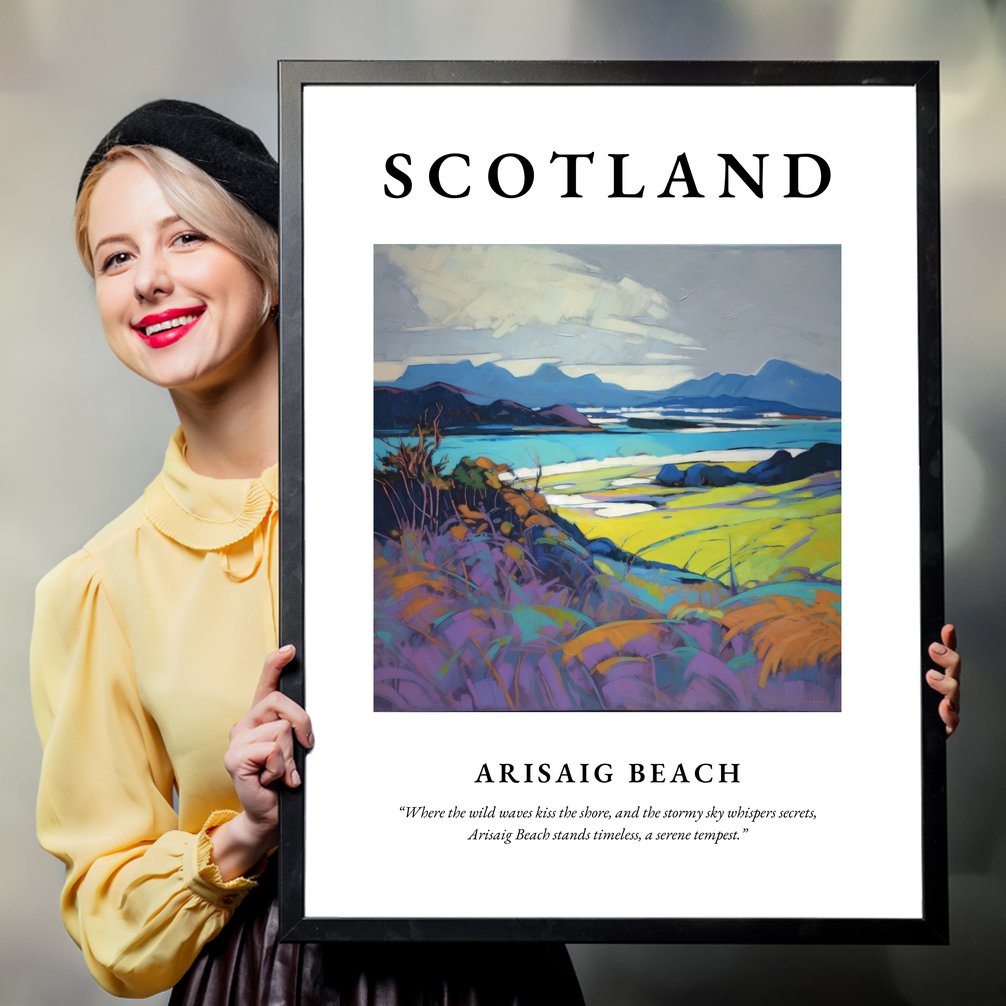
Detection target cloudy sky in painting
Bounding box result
[374,244,840,390]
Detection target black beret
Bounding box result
[78,99,278,228]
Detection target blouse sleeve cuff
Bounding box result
[182,810,269,909]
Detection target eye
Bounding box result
[172,230,208,249]
[100,251,132,274]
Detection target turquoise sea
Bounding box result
[374,420,842,474]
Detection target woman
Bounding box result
[31,99,586,1003]
[32,99,962,1002]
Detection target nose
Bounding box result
[133,247,173,303]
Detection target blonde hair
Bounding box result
[75,145,278,323]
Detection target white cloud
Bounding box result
[383,244,698,346]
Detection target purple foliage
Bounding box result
[680,651,750,710]
[375,522,841,713]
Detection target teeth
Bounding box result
[142,313,199,337]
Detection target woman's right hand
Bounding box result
[209,645,314,881]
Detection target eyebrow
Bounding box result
[91,215,185,258]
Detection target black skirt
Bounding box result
[169,869,585,1006]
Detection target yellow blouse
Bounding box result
[31,428,279,998]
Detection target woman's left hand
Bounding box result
[926,624,961,737]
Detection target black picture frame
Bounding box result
[277,60,945,944]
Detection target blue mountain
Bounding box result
[377,360,665,409]
[377,358,840,413]
[664,359,841,413]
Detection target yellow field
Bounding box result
[537,464,841,586]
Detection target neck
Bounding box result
[169,319,280,479]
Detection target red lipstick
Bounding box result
[133,306,205,349]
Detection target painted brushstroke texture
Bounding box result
[374,245,841,712]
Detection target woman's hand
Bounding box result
[209,645,314,881]
[926,624,961,737]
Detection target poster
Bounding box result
[278,62,945,942]
[373,242,842,714]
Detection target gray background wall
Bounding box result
[1,2,1003,1003]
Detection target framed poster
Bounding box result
[277,61,946,943]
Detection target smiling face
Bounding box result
[87,158,272,393]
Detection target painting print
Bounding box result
[374,244,841,712]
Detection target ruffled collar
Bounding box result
[143,428,278,551]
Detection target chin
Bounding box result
[122,353,217,391]
[110,321,271,393]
